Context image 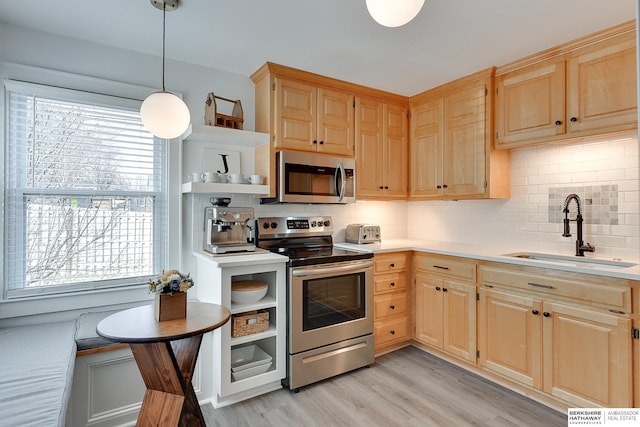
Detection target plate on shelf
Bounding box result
[231,361,272,381]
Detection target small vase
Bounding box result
[154,292,187,322]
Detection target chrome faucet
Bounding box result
[562,194,595,257]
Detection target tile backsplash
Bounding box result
[183,133,639,269]
[548,185,619,225]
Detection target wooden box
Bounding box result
[231,310,269,337]
[154,292,187,322]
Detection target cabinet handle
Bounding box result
[379,186,384,189]
[442,288,448,292]
[390,330,395,335]
[384,186,389,189]
[435,287,441,291]
[527,282,554,289]
[555,120,562,125]
[313,140,317,144]
[532,309,539,315]
[483,284,494,288]
[390,282,396,287]
[390,305,395,310]
[437,185,442,189]
[543,312,551,317]
[319,140,324,144]
[390,263,395,268]
[570,117,578,122]
[442,184,448,189]
[433,265,450,270]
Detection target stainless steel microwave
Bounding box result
[261,150,355,204]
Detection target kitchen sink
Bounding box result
[503,252,638,269]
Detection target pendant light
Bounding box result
[366,0,425,28]
[140,0,191,139]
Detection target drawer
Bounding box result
[374,252,409,274]
[374,273,407,294]
[374,291,408,320]
[480,265,631,313]
[414,254,476,282]
[375,316,409,346]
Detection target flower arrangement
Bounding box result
[148,269,194,295]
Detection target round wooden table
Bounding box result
[97,302,230,427]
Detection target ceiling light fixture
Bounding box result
[366,0,425,28]
[140,0,190,139]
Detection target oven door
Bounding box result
[289,259,373,354]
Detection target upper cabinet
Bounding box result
[355,97,409,200]
[252,62,408,199]
[409,68,510,200]
[273,78,354,156]
[495,21,637,149]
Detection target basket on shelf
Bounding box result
[231,310,269,337]
[204,92,244,130]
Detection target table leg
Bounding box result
[130,334,205,427]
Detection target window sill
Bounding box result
[0,285,154,320]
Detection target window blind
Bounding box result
[4,80,168,297]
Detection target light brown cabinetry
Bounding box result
[373,252,410,354]
[409,68,510,200]
[414,254,477,364]
[355,97,408,199]
[478,262,632,408]
[495,21,636,148]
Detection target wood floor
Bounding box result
[202,346,567,426]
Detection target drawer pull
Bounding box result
[389,282,396,287]
[433,265,450,270]
[483,284,494,288]
[442,288,448,292]
[390,330,395,335]
[390,305,395,310]
[390,263,396,268]
[609,309,626,315]
[435,287,441,291]
[527,282,554,289]
[543,312,551,317]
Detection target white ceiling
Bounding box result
[0,0,636,96]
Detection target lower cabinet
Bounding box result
[478,263,633,408]
[373,252,410,354]
[415,273,476,364]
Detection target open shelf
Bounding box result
[230,325,277,346]
[181,181,269,195]
[182,124,269,147]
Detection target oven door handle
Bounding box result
[292,260,372,277]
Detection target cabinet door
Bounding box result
[542,301,632,408]
[495,59,565,147]
[442,82,487,198]
[355,97,383,197]
[274,78,316,151]
[316,88,354,156]
[478,288,543,389]
[567,31,637,135]
[415,273,444,348]
[442,279,476,363]
[410,98,442,199]
[383,103,408,198]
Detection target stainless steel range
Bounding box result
[256,216,375,391]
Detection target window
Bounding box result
[4,80,167,297]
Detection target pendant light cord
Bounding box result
[162,2,166,91]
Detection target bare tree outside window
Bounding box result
[6,88,165,293]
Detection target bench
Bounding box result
[0,321,77,427]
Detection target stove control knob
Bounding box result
[323,220,331,227]
[310,221,317,227]
[233,213,241,219]
[270,222,278,229]
[262,222,270,229]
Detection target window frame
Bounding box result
[0,63,182,316]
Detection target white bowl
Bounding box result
[231,280,268,304]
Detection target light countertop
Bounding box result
[193,249,288,268]
[333,239,640,281]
